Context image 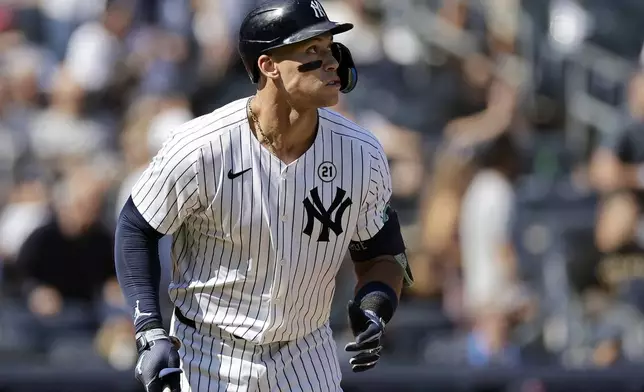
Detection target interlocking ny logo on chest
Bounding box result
[303,187,352,242]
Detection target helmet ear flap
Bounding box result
[331,42,357,94]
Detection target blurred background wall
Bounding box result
[2,0,644,391]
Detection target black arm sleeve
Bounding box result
[348,205,406,261]
[348,205,414,287]
[115,196,165,333]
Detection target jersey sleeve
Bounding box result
[130,134,205,235]
[351,149,393,242]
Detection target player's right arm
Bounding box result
[114,131,206,392]
[115,132,205,332]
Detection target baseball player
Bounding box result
[114,0,414,391]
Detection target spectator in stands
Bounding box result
[15,166,115,319]
[422,129,534,368]
[28,67,111,171]
[192,0,253,81]
[3,43,50,152]
[587,68,644,318]
[63,0,132,94]
[589,70,644,253]
[459,131,524,367]
[38,0,107,61]
[411,75,521,310]
[0,176,49,295]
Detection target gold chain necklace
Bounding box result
[247,97,275,153]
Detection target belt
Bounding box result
[174,307,197,329]
[173,307,244,340]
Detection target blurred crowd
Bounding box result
[2,0,644,379]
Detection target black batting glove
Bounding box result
[135,328,183,392]
[344,300,385,372]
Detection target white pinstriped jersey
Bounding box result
[131,96,392,345]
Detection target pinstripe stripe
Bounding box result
[191,147,216,392]
[311,327,332,391]
[320,326,339,389]
[261,343,273,391]
[172,215,198,306]
[273,160,288,340]
[219,128,243,328]
[248,151,273,341]
[300,332,322,390]
[293,336,315,391]
[242,133,267,340]
[295,129,323,335]
[175,216,199,388]
[194,145,220,392]
[187,213,208,392]
[277,342,292,392]
[250,344,262,391]
[284,149,312,342]
[277,155,304,342]
[313,131,345,327]
[227,339,236,392]
[215,129,237,391]
[314,131,351,328]
[285,342,305,391]
[303,126,330,333]
[236,340,247,392]
[203,134,228,392]
[230,127,253,336]
[268,342,284,392]
[270,158,285,343]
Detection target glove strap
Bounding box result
[363,309,386,330]
[135,328,169,353]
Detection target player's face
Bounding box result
[271,34,341,108]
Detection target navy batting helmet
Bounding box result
[238,0,358,93]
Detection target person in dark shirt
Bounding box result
[16,167,115,318]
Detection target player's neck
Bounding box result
[250,90,318,163]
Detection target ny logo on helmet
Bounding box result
[310,0,326,18]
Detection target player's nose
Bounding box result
[323,51,339,72]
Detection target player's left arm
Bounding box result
[348,202,413,318]
[344,149,413,372]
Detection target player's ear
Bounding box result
[257,54,280,81]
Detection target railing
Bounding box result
[563,42,633,155]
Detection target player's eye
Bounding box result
[306,46,318,55]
